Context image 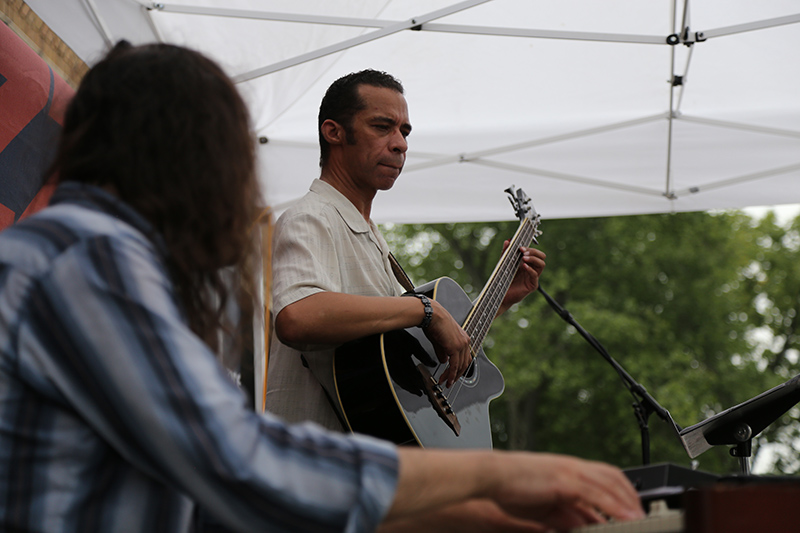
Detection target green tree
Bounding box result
[742,213,800,473]
[383,210,793,475]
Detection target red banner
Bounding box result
[0,22,74,230]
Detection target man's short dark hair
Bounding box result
[317,69,404,167]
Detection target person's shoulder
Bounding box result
[0,204,157,278]
[276,187,341,226]
[35,202,152,248]
[0,205,91,274]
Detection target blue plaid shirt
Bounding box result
[0,183,398,532]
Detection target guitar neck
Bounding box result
[463,218,539,352]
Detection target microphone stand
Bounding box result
[537,285,675,465]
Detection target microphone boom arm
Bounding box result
[537,285,675,465]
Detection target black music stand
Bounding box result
[674,374,800,474]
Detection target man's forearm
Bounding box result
[386,448,491,520]
[275,292,427,346]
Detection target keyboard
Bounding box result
[573,478,800,532]
[571,500,682,532]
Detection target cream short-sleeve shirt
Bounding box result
[266,179,405,430]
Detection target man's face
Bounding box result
[341,84,412,192]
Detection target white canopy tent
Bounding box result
[26,0,800,224]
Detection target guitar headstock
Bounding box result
[505,186,542,243]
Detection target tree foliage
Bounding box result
[382,209,800,475]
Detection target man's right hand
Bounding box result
[423,299,472,388]
[386,448,645,531]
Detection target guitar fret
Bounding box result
[465,218,537,352]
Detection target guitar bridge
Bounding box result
[417,364,461,436]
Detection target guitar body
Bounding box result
[333,277,505,448]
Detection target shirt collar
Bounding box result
[309,179,372,234]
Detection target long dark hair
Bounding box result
[51,41,259,349]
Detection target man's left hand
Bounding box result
[499,242,546,315]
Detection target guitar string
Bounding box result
[472,220,536,342]
[446,243,525,405]
[445,219,537,408]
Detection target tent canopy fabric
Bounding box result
[26,0,800,223]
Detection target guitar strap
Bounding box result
[389,252,415,292]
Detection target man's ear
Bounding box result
[320,119,345,146]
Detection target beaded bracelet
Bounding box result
[403,292,433,329]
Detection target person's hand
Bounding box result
[378,499,554,533]
[388,448,644,532]
[484,452,644,530]
[501,243,546,313]
[422,299,471,388]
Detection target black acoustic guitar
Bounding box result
[332,187,542,448]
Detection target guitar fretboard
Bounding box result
[463,216,539,354]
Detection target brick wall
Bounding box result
[0,0,88,88]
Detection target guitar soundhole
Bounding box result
[461,359,478,386]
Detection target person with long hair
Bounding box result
[0,43,643,532]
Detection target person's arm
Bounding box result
[36,235,400,532]
[378,499,549,533]
[275,292,431,345]
[383,447,644,532]
[276,292,472,387]
[272,207,473,386]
